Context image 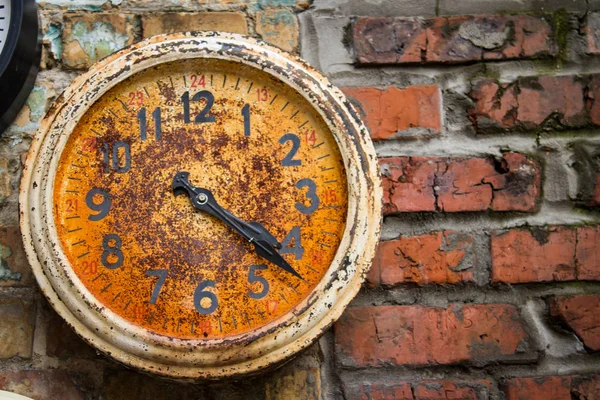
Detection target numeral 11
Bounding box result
[137,107,162,141]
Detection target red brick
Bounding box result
[349,382,414,400]
[353,17,426,64]
[380,153,540,214]
[414,380,491,400]
[586,12,600,54]
[492,227,577,284]
[379,157,438,213]
[436,153,540,212]
[589,75,600,126]
[334,304,533,368]
[0,370,83,400]
[354,15,556,65]
[505,376,572,400]
[469,80,518,131]
[576,226,600,280]
[492,225,600,283]
[504,375,600,400]
[549,295,600,351]
[347,380,492,400]
[470,75,591,133]
[486,152,542,211]
[426,16,483,63]
[370,231,475,286]
[342,86,441,140]
[517,76,587,129]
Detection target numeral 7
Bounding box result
[146,269,168,304]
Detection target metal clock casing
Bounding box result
[20,32,382,380]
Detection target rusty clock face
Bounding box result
[53,58,348,339]
[21,33,381,380]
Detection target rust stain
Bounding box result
[53,59,348,340]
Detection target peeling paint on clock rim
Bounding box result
[20,32,382,381]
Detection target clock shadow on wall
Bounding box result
[0,0,40,134]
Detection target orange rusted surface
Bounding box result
[53,59,348,339]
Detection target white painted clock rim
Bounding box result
[20,32,382,380]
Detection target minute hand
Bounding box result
[173,172,303,280]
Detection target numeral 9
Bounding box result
[86,188,111,221]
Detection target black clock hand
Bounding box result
[172,171,303,280]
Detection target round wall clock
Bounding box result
[20,32,381,380]
[0,0,40,133]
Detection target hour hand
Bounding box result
[172,172,301,279]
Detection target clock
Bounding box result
[0,0,40,133]
[20,32,381,380]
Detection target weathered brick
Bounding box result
[517,76,587,129]
[470,75,591,132]
[45,304,97,359]
[576,226,600,279]
[335,304,534,367]
[414,380,491,399]
[0,226,33,287]
[0,297,35,359]
[342,86,442,140]
[586,12,600,54]
[256,9,299,52]
[549,295,600,351]
[353,15,556,65]
[492,227,577,283]
[346,380,491,400]
[369,231,475,286]
[380,153,540,214]
[469,80,518,130]
[62,13,138,69]
[353,17,426,64]
[141,12,248,37]
[348,382,414,400]
[492,225,600,283]
[588,74,600,126]
[102,368,263,398]
[0,370,83,400]
[379,156,438,213]
[504,375,600,400]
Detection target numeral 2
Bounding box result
[279,133,301,166]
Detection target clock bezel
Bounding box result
[20,32,382,380]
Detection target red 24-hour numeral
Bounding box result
[81,261,98,275]
[190,75,206,88]
[323,189,338,204]
[128,91,144,107]
[81,138,97,153]
[65,199,78,213]
[304,130,317,146]
[257,87,268,102]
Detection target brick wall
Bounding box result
[1,0,600,399]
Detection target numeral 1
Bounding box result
[242,103,250,137]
